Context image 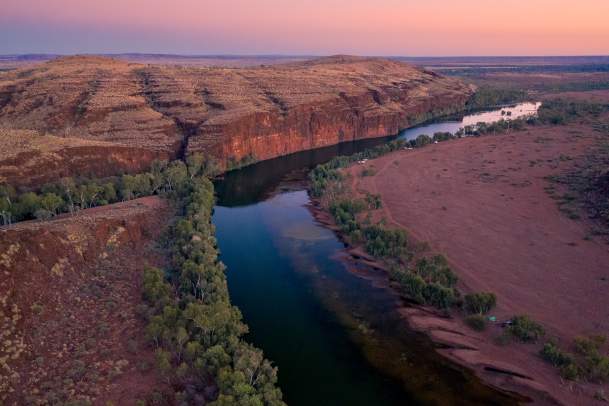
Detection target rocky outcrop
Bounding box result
[0,55,473,188]
[0,129,173,188]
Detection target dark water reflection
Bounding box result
[213,106,535,405]
[214,191,518,405]
[214,136,392,206]
[215,102,539,206]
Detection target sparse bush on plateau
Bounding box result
[504,315,545,343]
[540,335,609,383]
[464,292,497,315]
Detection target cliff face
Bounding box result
[209,90,467,163]
[0,55,473,187]
[143,55,473,163]
[0,129,173,188]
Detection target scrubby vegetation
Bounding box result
[457,117,530,137]
[503,315,545,343]
[390,264,458,310]
[140,164,285,404]
[537,99,608,125]
[309,135,464,199]
[457,99,609,138]
[540,336,609,383]
[548,142,609,238]
[465,86,528,110]
[309,139,408,198]
[226,153,257,172]
[464,292,497,315]
[0,154,219,225]
[0,155,285,404]
[540,341,574,369]
[308,140,501,312]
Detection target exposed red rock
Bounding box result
[0,128,172,188]
[0,196,172,404]
[0,55,472,188]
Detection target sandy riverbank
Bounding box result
[310,115,609,405]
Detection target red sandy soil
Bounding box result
[344,119,609,405]
[0,196,172,404]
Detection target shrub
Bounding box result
[363,225,409,259]
[34,209,53,220]
[390,270,425,304]
[432,132,454,142]
[505,315,545,343]
[466,87,527,110]
[422,283,457,309]
[560,363,583,381]
[365,193,382,210]
[541,336,609,382]
[464,292,497,315]
[573,335,605,356]
[414,255,457,288]
[540,341,574,367]
[572,336,609,382]
[15,192,42,220]
[414,134,432,147]
[537,99,608,125]
[465,314,487,331]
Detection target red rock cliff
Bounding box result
[0,55,473,187]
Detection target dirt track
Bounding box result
[346,120,609,404]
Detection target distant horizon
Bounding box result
[2,53,609,59]
[2,1,608,56]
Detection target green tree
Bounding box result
[155,348,173,382]
[0,185,16,225]
[133,173,153,197]
[59,177,77,213]
[464,292,497,315]
[15,192,41,219]
[40,192,64,216]
[200,344,231,375]
[506,315,545,342]
[150,160,168,193]
[120,175,137,200]
[187,153,206,179]
[164,161,188,192]
[142,267,173,310]
[101,182,117,203]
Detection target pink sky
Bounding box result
[2,0,608,55]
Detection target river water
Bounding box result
[213,103,538,405]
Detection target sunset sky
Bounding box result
[2,0,608,56]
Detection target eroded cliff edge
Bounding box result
[0,55,473,188]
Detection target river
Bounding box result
[212,103,539,405]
